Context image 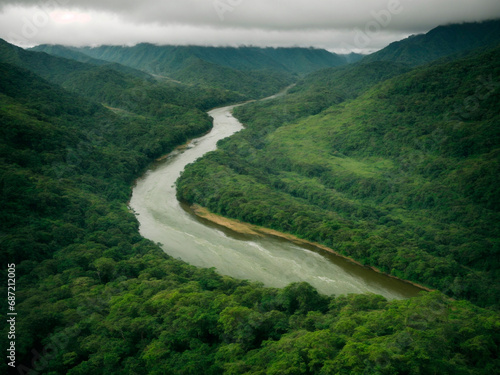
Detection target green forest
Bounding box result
[1,20,500,375]
[178,46,500,308]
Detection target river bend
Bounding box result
[129,101,421,299]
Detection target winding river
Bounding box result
[129,97,422,299]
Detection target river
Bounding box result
[129,99,422,299]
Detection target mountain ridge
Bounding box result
[361,19,500,66]
[34,43,362,76]
[26,41,297,98]
[1,19,500,375]
[1,38,289,111]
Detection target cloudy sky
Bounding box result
[1,0,499,53]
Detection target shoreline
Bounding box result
[191,204,434,293]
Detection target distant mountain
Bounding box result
[28,42,297,98]
[0,38,156,86]
[170,56,295,97]
[28,44,153,80]
[0,39,164,112]
[362,19,500,66]
[1,39,291,109]
[0,38,93,84]
[220,59,411,128]
[30,44,110,65]
[30,43,365,98]
[57,44,361,76]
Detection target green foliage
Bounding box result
[172,57,294,98]
[0,36,499,374]
[28,42,302,100]
[0,60,213,266]
[177,46,500,308]
[0,39,250,114]
[65,44,360,75]
[361,19,500,66]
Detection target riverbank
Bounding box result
[132,98,424,299]
[190,204,434,293]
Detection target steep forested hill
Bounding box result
[1,38,247,112]
[177,45,500,309]
[1,60,499,374]
[1,25,499,374]
[273,60,411,120]
[58,44,361,75]
[361,19,500,66]
[29,42,297,99]
[29,44,130,66]
[0,61,214,261]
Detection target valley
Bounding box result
[177,44,500,308]
[130,99,423,299]
[0,18,499,374]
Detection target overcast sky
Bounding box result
[1,0,499,53]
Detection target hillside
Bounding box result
[279,60,411,119]
[27,43,154,80]
[1,20,500,373]
[171,57,295,97]
[30,43,296,98]
[63,44,361,75]
[0,39,252,114]
[362,19,500,66]
[177,45,500,309]
[1,59,499,375]
[0,61,214,238]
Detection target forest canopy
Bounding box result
[1,30,499,374]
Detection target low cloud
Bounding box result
[1,0,499,52]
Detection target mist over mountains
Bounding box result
[1,19,499,375]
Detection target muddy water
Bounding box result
[129,102,422,299]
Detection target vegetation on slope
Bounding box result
[0,61,213,264]
[31,43,363,98]
[0,33,498,374]
[0,64,498,373]
[361,19,500,66]
[1,39,251,113]
[32,43,300,98]
[68,44,361,75]
[177,46,500,308]
[169,57,294,98]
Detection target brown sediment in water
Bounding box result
[191,204,434,293]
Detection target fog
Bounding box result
[1,0,499,52]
